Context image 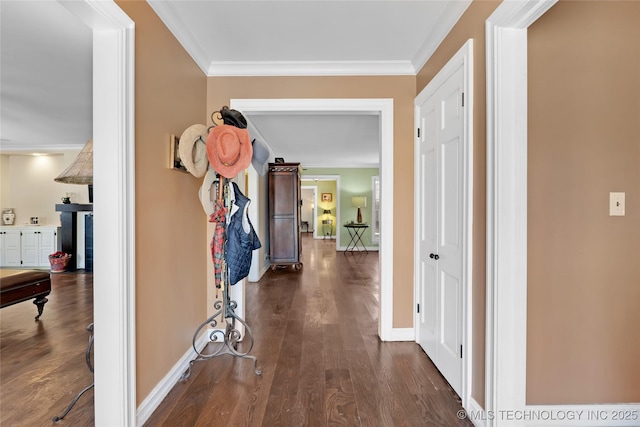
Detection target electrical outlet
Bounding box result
[609,192,625,216]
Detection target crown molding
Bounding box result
[0,144,84,154]
[412,0,472,73]
[207,60,415,77]
[147,0,211,74]
[301,162,379,169]
[149,0,470,77]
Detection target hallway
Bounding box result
[146,235,472,426]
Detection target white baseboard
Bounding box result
[465,397,486,427]
[390,327,414,341]
[338,246,380,252]
[249,263,269,282]
[136,330,217,426]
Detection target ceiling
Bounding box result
[0,0,470,168]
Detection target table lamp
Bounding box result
[351,196,367,223]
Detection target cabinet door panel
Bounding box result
[21,231,39,266]
[271,218,296,261]
[271,174,297,215]
[1,230,22,266]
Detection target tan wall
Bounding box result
[1,155,10,210]
[0,151,89,227]
[115,1,209,405]
[527,0,640,404]
[416,0,501,408]
[207,76,416,327]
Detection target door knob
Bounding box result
[429,253,439,260]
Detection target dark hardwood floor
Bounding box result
[145,236,472,427]
[1,236,472,427]
[1,271,95,427]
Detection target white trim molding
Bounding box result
[485,2,577,427]
[300,174,341,249]
[208,60,415,77]
[411,0,472,72]
[136,333,212,426]
[390,328,414,342]
[231,99,394,342]
[60,0,137,425]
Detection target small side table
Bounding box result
[343,223,369,253]
[322,219,333,239]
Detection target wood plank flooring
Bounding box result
[145,236,473,427]
[1,236,472,426]
[1,271,95,427]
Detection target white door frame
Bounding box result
[300,175,340,244]
[60,1,136,425]
[414,39,474,408]
[485,1,556,425]
[231,99,395,341]
[300,185,317,234]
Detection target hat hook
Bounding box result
[210,109,224,128]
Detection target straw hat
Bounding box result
[206,124,252,179]
[179,124,209,178]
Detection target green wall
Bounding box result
[303,167,379,248]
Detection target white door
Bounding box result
[415,43,471,398]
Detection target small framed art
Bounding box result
[321,193,332,202]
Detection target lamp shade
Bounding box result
[351,196,367,208]
[54,139,93,185]
[323,209,331,215]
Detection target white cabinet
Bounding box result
[0,229,22,266]
[0,226,57,268]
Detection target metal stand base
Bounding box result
[180,289,261,381]
[52,323,94,423]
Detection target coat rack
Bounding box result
[181,177,261,380]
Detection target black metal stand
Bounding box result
[344,224,369,253]
[52,323,94,423]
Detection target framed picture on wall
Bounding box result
[169,134,189,173]
[321,193,332,202]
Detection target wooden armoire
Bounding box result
[268,162,302,270]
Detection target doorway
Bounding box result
[232,98,395,340]
[300,186,316,234]
[61,1,136,425]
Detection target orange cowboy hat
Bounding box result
[206,124,252,179]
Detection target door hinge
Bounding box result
[417,128,420,138]
[417,303,420,313]
[460,344,463,358]
[461,93,465,107]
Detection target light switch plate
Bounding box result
[609,192,625,216]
